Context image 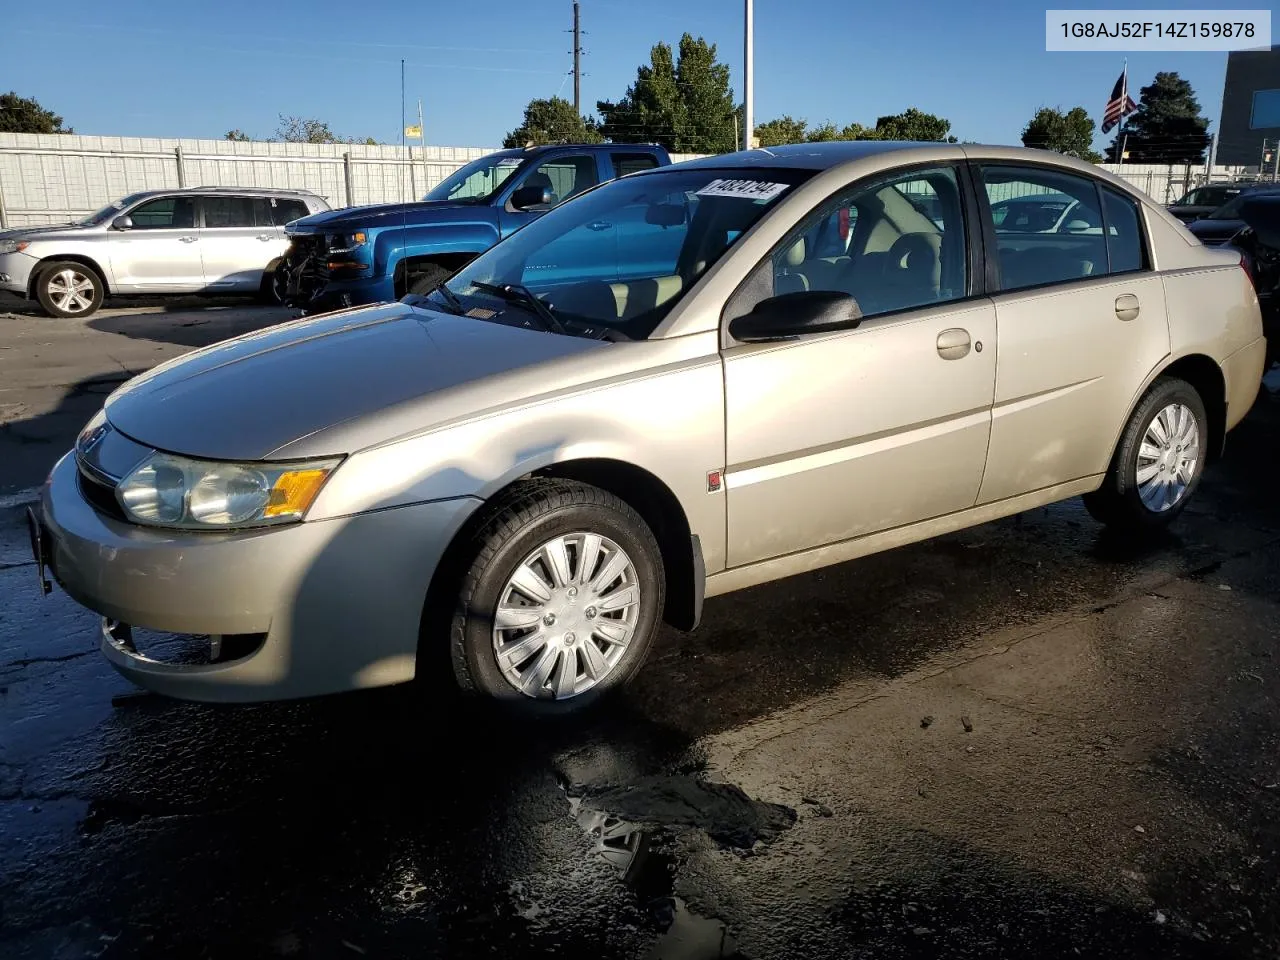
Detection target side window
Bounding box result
[979,165,1106,292]
[203,196,257,228]
[128,197,195,230]
[1101,187,1146,274]
[272,199,310,226]
[523,155,600,205]
[768,165,967,320]
[612,153,659,178]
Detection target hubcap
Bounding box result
[46,269,96,313]
[492,531,641,700]
[1136,402,1200,513]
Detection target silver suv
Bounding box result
[0,187,330,318]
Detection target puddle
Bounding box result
[564,774,793,959]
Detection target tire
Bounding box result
[1083,376,1208,534]
[258,263,288,305]
[35,261,105,318]
[449,479,665,716]
[406,264,453,297]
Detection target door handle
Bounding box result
[1115,293,1140,321]
[256,234,275,242]
[179,236,198,243]
[586,221,613,232]
[936,327,972,361]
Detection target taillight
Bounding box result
[1240,251,1256,291]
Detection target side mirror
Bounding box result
[511,185,554,210]
[112,215,133,230]
[729,290,862,343]
[645,202,686,227]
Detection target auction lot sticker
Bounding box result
[1046,10,1271,50]
[697,179,790,202]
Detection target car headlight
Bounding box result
[328,230,367,254]
[116,452,341,529]
[0,239,31,255]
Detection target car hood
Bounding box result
[103,302,605,461]
[287,200,482,232]
[0,223,94,242]
[1188,218,1245,244]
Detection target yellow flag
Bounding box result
[404,124,422,138]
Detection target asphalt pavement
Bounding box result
[3,298,1280,959]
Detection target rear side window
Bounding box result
[203,196,258,228]
[271,198,310,225]
[1101,187,1146,274]
[978,165,1107,292]
[612,153,660,178]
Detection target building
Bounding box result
[1217,44,1280,168]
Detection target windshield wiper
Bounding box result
[431,282,465,314]
[468,280,567,334]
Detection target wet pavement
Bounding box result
[3,305,1280,957]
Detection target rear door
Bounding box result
[973,163,1170,504]
[108,196,202,291]
[198,195,282,290]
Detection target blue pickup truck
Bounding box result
[280,142,671,311]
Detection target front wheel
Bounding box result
[406,264,453,298]
[36,261,104,318]
[449,479,665,715]
[1083,376,1208,534]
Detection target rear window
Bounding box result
[271,198,310,225]
[613,153,660,178]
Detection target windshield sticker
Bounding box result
[696,179,789,202]
[496,158,523,168]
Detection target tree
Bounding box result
[0,92,70,134]
[754,115,808,147]
[1020,106,1102,162]
[224,129,250,142]
[872,107,956,142]
[503,97,602,148]
[272,114,376,146]
[1104,71,1210,164]
[597,34,738,153]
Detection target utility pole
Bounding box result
[572,1,582,115]
[743,0,753,150]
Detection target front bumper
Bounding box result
[282,235,393,311]
[0,250,38,296]
[38,452,480,702]
[296,273,396,313]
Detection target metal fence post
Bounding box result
[0,164,8,229]
[343,152,355,208]
[174,146,186,187]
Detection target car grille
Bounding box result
[77,465,127,522]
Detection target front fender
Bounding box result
[374,214,501,277]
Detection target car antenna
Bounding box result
[401,60,410,299]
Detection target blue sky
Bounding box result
[5,0,1236,154]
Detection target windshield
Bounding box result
[78,193,146,225]
[430,167,811,340]
[423,152,527,202]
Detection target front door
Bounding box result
[198,196,284,290]
[722,164,997,567]
[972,164,1171,504]
[108,196,202,291]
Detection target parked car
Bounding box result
[1167,184,1246,224]
[280,142,671,313]
[0,187,330,318]
[29,142,1265,715]
[1187,186,1280,245]
[1213,193,1280,364]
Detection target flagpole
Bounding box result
[418,98,427,198]
[1116,59,1127,168]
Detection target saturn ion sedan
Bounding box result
[29,142,1265,714]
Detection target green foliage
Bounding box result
[597,34,738,153]
[0,92,70,134]
[1105,72,1210,164]
[1020,106,1103,162]
[872,107,956,142]
[224,129,250,142]
[503,97,602,148]
[272,115,375,145]
[752,109,953,148]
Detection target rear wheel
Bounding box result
[1083,376,1208,534]
[449,479,664,715]
[36,261,104,318]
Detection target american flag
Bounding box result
[1102,67,1138,134]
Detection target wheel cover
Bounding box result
[1136,402,1200,513]
[491,531,641,700]
[46,268,96,314]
